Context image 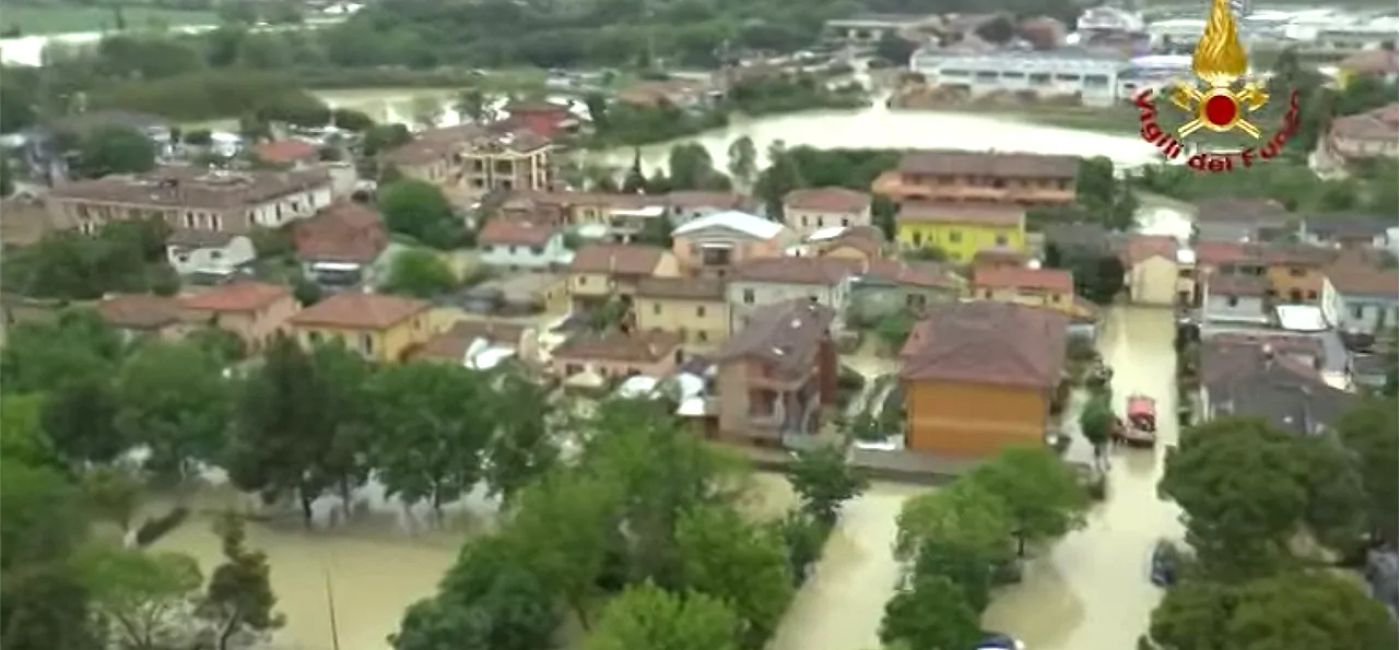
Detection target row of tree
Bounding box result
[1145,406,1399,648]
[882,447,1090,649]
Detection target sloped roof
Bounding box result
[1326,257,1399,297]
[896,201,1025,227]
[1202,339,1356,436]
[294,201,388,264]
[553,329,681,364]
[167,229,239,248]
[49,167,331,210]
[570,244,667,276]
[897,150,1078,179]
[479,219,559,246]
[98,294,182,330]
[1194,197,1289,223]
[784,187,872,213]
[732,257,860,286]
[1122,234,1180,265]
[413,320,525,363]
[973,266,1074,293]
[1193,241,1254,266]
[714,300,835,379]
[288,292,428,330]
[1331,103,1399,141]
[673,210,785,240]
[180,282,291,313]
[635,277,727,300]
[899,302,1068,388]
[254,139,320,164]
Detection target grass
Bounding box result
[2,4,217,35]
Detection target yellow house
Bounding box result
[287,292,438,363]
[971,266,1076,315]
[895,202,1027,263]
[569,244,680,309]
[633,277,731,349]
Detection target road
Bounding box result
[983,305,1185,648]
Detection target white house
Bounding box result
[1321,258,1399,335]
[782,187,872,239]
[478,219,570,271]
[726,257,855,333]
[1202,274,1271,325]
[165,231,256,278]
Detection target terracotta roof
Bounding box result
[1208,274,1269,296]
[972,247,1029,265]
[1121,234,1180,265]
[973,266,1073,293]
[1194,241,1254,266]
[897,150,1078,179]
[1194,197,1289,223]
[635,277,727,300]
[714,300,835,379]
[414,320,526,362]
[49,167,330,210]
[1330,103,1399,142]
[570,244,667,276]
[733,257,860,285]
[294,202,388,264]
[784,187,872,213]
[1326,258,1399,297]
[479,219,559,247]
[899,301,1068,388]
[1340,49,1399,76]
[553,330,681,364]
[254,139,320,165]
[665,191,752,210]
[180,282,291,313]
[288,292,428,330]
[98,294,182,330]
[864,259,960,289]
[167,229,238,248]
[896,201,1026,227]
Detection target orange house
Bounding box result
[179,281,299,352]
[899,302,1068,458]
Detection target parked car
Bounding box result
[976,632,1026,650]
[1150,540,1180,587]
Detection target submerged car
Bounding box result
[1150,540,1180,587]
[976,632,1026,650]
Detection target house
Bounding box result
[1198,337,1356,436]
[895,202,1027,263]
[971,247,1029,270]
[478,219,569,271]
[810,225,886,262]
[1315,104,1399,174]
[413,320,530,369]
[287,292,436,362]
[900,302,1068,458]
[381,124,554,199]
[1201,274,1271,325]
[461,273,570,316]
[47,167,333,235]
[713,300,837,446]
[552,330,683,382]
[165,230,256,279]
[634,277,731,348]
[1298,215,1394,250]
[178,282,299,352]
[664,192,755,225]
[1322,254,1399,335]
[1120,234,1182,306]
[97,294,186,341]
[1260,245,1337,305]
[971,266,1075,313]
[1192,197,1292,243]
[782,187,873,239]
[569,244,679,309]
[292,201,390,287]
[872,150,1078,206]
[500,101,578,140]
[672,210,794,278]
[849,260,962,323]
[727,257,857,333]
[909,48,1129,107]
[253,139,321,168]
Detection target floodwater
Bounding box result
[982,305,1185,649]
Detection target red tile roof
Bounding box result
[1194,241,1253,266]
[1121,234,1179,265]
[570,244,667,276]
[896,201,1026,227]
[479,219,559,247]
[900,302,1068,388]
[288,292,429,330]
[1326,258,1399,297]
[180,282,291,313]
[784,187,872,213]
[98,294,182,330]
[553,330,681,364]
[413,320,526,362]
[294,202,388,264]
[973,266,1073,293]
[1330,103,1399,142]
[733,257,861,285]
[898,150,1078,179]
[254,139,320,165]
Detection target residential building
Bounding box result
[568,244,679,308]
[287,292,436,362]
[292,201,390,287]
[1315,104,1399,173]
[1192,197,1292,243]
[1121,234,1182,306]
[899,302,1068,457]
[1298,214,1394,250]
[478,219,569,271]
[462,273,570,316]
[97,294,186,341]
[873,150,1079,206]
[634,277,731,348]
[1261,245,1337,305]
[165,230,257,279]
[1198,336,1356,436]
[849,260,962,323]
[178,281,299,351]
[727,257,857,332]
[810,226,886,262]
[413,320,530,369]
[972,266,1075,313]
[47,167,333,235]
[909,48,1131,107]
[665,192,755,225]
[1322,254,1399,335]
[381,124,554,199]
[713,300,837,447]
[782,187,873,239]
[1201,274,1271,325]
[672,210,794,278]
[896,202,1027,263]
[552,330,683,381]
[500,101,578,140]
[253,139,321,168]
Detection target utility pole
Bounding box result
[324,569,342,650]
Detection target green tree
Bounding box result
[218,0,258,24]
[199,514,282,650]
[754,139,803,219]
[584,91,609,131]
[77,125,156,178]
[378,179,460,249]
[115,341,230,480]
[1078,393,1114,464]
[1076,156,1116,212]
[483,370,559,502]
[785,444,868,525]
[0,308,122,393]
[727,135,757,187]
[585,583,741,650]
[1147,579,1236,650]
[40,376,125,466]
[623,148,647,193]
[456,89,489,123]
[880,574,982,650]
[363,123,412,157]
[913,538,995,611]
[82,467,143,535]
[667,143,718,190]
[676,505,794,647]
[875,32,916,65]
[896,479,1015,562]
[1336,400,1399,543]
[77,545,202,650]
[968,447,1088,556]
[383,249,457,298]
[331,108,374,132]
[1,394,57,469]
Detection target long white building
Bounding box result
[910,48,1131,107]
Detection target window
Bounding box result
[949,231,962,243]
[566,363,583,375]
[361,334,374,356]
[696,306,706,317]
[1289,267,1306,277]
[906,293,926,308]
[1178,269,1192,278]
[1306,290,1317,300]
[817,217,825,227]
[211,250,223,260]
[177,254,189,263]
[653,304,662,315]
[841,218,850,227]
[579,276,587,286]
[1083,74,1109,87]
[309,331,322,344]
[482,245,494,253]
[974,71,997,82]
[995,234,1008,246]
[801,216,809,227]
[912,232,924,246]
[1353,305,1365,319]
[697,331,708,343]
[743,289,755,304]
[1029,72,1051,86]
[509,246,518,254]
[1054,73,1081,82]
[808,295,819,303]
[1227,296,1239,307]
[984,290,993,299]
[531,246,543,255]
[1052,294,1062,303]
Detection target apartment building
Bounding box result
[873,150,1079,207]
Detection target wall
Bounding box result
[897,221,1025,263]
[1266,264,1325,305]
[480,234,566,270]
[553,351,677,381]
[727,280,848,332]
[972,285,1072,313]
[167,236,256,276]
[182,293,299,352]
[784,206,871,239]
[1128,255,1178,306]
[849,282,956,324]
[903,379,1049,457]
[1203,292,1269,324]
[634,296,731,347]
[673,229,787,276]
[296,312,435,363]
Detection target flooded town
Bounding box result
[1,0,1397,649]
